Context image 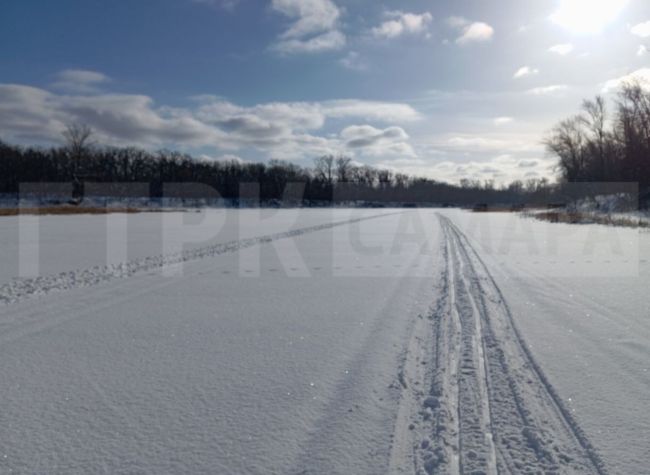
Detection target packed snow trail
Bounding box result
[405,214,606,474]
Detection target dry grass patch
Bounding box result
[531,211,650,229]
[0,206,159,217]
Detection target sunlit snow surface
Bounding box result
[0,209,648,473]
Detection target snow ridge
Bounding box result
[0,212,397,305]
[407,214,607,474]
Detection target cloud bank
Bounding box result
[271,0,346,53]
[0,74,424,164]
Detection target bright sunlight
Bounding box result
[551,0,629,33]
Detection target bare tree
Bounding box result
[615,81,650,181]
[394,173,410,188]
[335,156,352,182]
[580,96,609,180]
[377,168,393,187]
[62,123,93,172]
[544,117,586,182]
[314,155,335,185]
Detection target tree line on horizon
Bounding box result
[1,138,546,205]
[0,82,648,207]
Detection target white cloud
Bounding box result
[513,66,539,79]
[271,0,345,54]
[272,0,339,38]
[421,131,543,155]
[342,124,407,145]
[274,30,345,54]
[321,100,421,122]
[0,85,227,148]
[548,43,574,55]
[602,68,650,92]
[341,125,415,157]
[455,22,494,44]
[447,136,509,150]
[526,85,568,95]
[195,99,324,133]
[638,45,648,57]
[493,117,514,126]
[631,21,650,38]
[372,11,433,39]
[52,69,110,94]
[339,51,368,71]
[518,159,538,168]
[384,155,555,185]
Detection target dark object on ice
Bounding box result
[69,173,101,205]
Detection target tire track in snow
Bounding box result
[0,212,399,306]
[419,214,607,474]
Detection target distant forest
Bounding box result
[0,138,557,207]
[0,82,648,208]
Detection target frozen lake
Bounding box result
[0,209,648,474]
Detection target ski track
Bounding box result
[0,212,398,306]
[397,214,607,475]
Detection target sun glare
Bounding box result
[551,0,628,34]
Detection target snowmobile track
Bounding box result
[412,214,607,474]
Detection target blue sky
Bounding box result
[1,0,649,184]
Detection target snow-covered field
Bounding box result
[0,209,648,474]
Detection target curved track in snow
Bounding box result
[400,214,606,474]
[0,211,397,305]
